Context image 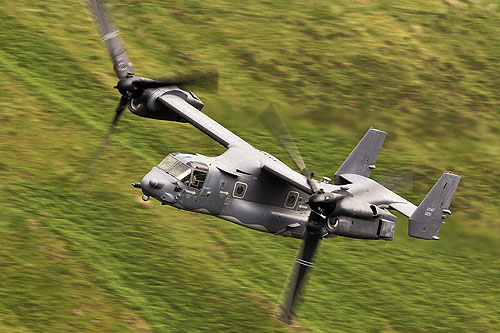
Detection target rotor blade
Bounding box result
[305,173,319,194]
[261,104,318,192]
[141,70,219,93]
[110,95,129,128]
[377,168,414,193]
[80,96,129,188]
[86,0,134,78]
[278,214,322,324]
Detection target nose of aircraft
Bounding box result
[138,167,177,203]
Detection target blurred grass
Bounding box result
[0,0,499,331]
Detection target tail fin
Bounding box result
[334,128,387,184]
[409,172,461,240]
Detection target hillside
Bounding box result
[1,0,499,332]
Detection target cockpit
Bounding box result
[158,153,209,190]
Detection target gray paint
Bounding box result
[135,87,460,241]
[334,128,386,184]
[409,172,461,239]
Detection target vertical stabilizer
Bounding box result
[334,128,386,184]
[409,172,461,240]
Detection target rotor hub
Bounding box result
[308,191,344,215]
[116,77,142,98]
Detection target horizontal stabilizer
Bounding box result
[334,128,386,184]
[409,172,461,240]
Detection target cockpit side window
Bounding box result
[186,162,209,190]
[189,169,207,189]
[158,155,209,190]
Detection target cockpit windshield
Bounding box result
[158,154,209,189]
[158,155,177,171]
[168,162,191,183]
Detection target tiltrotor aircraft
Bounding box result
[87,0,461,323]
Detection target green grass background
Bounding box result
[0,0,499,331]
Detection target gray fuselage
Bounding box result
[140,145,399,240]
[140,147,328,239]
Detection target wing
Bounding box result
[261,158,314,195]
[339,173,417,217]
[157,92,253,149]
[157,91,315,193]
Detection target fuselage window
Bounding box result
[284,191,299,209]
[233,182,248,199]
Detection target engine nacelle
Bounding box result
[326,216,396,240]
[332,197,383,220]
[128,87,204,121]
